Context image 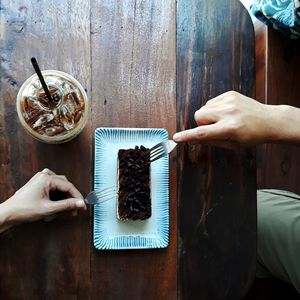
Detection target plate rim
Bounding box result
[93,127,169,250]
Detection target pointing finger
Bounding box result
[173,123,227,143]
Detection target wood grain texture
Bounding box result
[90,1,177,300]
[257,28,300,194]
[254,21,268,190]
[254,22,267,104]
[177,1,256,299]
[0,0,257,299]
[0,0,91,299]
[246,19,300,300]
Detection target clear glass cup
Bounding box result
[16,70,88,143]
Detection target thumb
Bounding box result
[47,198,86,214]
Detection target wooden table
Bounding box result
[0,1,256,299]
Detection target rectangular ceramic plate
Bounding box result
[93,127,169,250]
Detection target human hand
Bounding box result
[173,91,282,148]
[0,169,86,231]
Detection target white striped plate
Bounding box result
[93,127,169,250]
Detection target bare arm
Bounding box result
[0,169,86,233]
[173,91,300,148]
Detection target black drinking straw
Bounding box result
[30,57,53,102]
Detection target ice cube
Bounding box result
[61,119,74,131]
[74,110,83,123]
[59,104,72,121]
[25,96,40,110]
[66,94,78,114]
[32,113,54,128]
[23,108,41,122]
[45,126,65,136]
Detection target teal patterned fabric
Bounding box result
[251,0,300,39]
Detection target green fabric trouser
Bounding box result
[257,189,300,293]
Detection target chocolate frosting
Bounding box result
[118,145,151,220]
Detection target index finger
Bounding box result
[49,177,83,199]
[173,123,225,143]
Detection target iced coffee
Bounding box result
[16,70,88,143]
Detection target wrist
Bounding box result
[266,105,300,144]
[0,199,19,233]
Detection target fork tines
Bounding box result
[149,145,166,162]
[144,140,177,163]
[95,186,117,197]
[144,142,167,162]
[86,186,117,205]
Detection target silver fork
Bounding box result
[147,140,177,162]
[85,186,117,205]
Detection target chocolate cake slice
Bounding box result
[117,145,151,220]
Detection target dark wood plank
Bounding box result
[177,1,256,299]
[246,23,300,299]
[254,22,267,104]
[90,1,177,299]
[0,1,91,298]
[259,29,300,194]
[254,22,268,189]
[253,23,300,194]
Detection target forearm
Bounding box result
[267,105,300,144]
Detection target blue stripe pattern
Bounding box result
[93,127,169,250]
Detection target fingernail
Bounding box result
[75,199,85,208]
[173,133,181,142]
